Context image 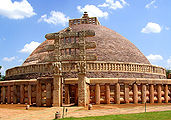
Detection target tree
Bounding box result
[0,66,5,81]
[166,69,171,79]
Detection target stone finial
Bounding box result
[82,11,89,18]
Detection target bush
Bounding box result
[166,70,171,79]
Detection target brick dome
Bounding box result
[23,24,150,66]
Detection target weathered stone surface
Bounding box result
[53,75,62,107]
[28,85,32,105]
[36,80,42,107]
[115,83,120,104]
[64,85,70,104]
[46,82,52,106]
[78,73,87,106]
[105,84,110,104]
[24,24,150,66]
[20,85,24,104]
[124,84,129,104]
[157,84,162,103]
[95,83,100,105]
[141,84,146,104]
[164,85,168,103]
[133,84,138,104]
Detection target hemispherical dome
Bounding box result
[23,24,150,66]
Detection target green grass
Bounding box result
[56,111,171,120]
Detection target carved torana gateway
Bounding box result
[0,12,170,107]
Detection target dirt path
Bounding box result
[0,104,171,120]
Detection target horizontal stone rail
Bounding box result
[65,78,171,85]
[5,61,166,78]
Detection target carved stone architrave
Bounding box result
[53,62,62,75]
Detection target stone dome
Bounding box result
[23,24,150,66]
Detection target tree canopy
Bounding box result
[0,66,5,81]
[166,69,171,79]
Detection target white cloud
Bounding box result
[145,0,157,9]
[2,56,16,62]
[19,41,40,54]
[38,11,69,26]
[141,22,162,33]
[77,5,108,18]
[98,0,129,10]
[0,0,36,19]
[146,54,163,63]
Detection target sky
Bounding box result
[0,0,171,75]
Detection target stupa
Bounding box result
[0,12,170,107]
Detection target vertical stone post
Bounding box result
[141,84,146,104]
[75,85,78,105]
[164,84,168,103]
[28,85,32,105]
[60,78,63,107]
[53,74,62,107]
[46,82,52,106]
[86,84,90,105]
[20,84,24,104]
[36,80,42,107]
[105,83,110,104]
[64,85,70,104]
[133,84,138,104]
[78,73,87,106]
[2,86,6,104]
[115,83,120,104]
[157,84,162,103]
[13,85,17,104]
[95,83,100,105]
[7,86,11,104]
[124,84,129,104]
[149,84,154,103]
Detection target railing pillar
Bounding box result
[36,80,42,107]
[124,84,129,104]
[2,86,6,104]
[20,85,24,104]
[64,85,70,104]
[149,84,154,103]
[133,84,138,104]
[13,85,17,104]
[115,83,120,104]
[105,83,110,104]
[157,84,162,103]
[95,83,100,105]
[164,84,168,103]
[28,85,32,105]
[7,86,11,104]
[46,82,52,106]
[141,84,146,104]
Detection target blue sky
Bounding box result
[0,0,171,75]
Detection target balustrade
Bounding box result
[6,62,166,78]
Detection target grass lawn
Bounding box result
[57,110,171,120]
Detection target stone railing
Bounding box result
[6,61,166,78]
[69,17,100,27]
